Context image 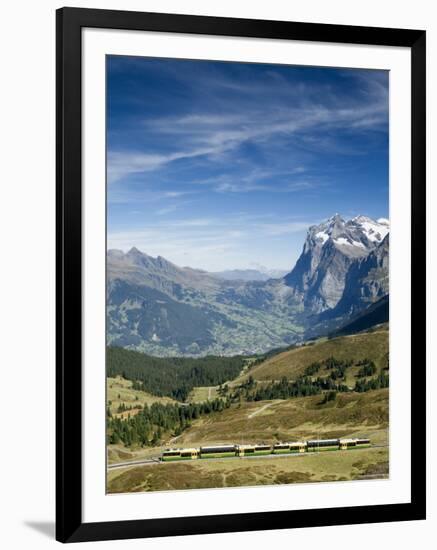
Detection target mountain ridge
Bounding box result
[283,214,389,313]
[107,214,389,356]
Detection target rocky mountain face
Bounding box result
[327,233,389,319]
[284,214,389,314]
[108,247,219,293]
[107,214,389,356]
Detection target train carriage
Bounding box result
[306,439,340,452]
[161,448,199,461]
[236,444,255,457]
[289,441,307,453]
[161,449,181,461]
[200,445,236,459]
[253,444,272,455]
[273,443,290,454]
[339,438,371,450]
[339,438,357,450]
[236,444,272,457]
[161,437,371,461]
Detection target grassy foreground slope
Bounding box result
[107,387,389,491]
[107,446,388,493]
[237,328,388,384]
[106,325,389,493]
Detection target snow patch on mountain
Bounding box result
[334,237,366,249]
[315,231,329,243]
[351,215,389,243]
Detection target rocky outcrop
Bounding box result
[284,214,389,314]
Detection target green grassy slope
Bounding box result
[107,376,178,416]
[174,388,388,447]
[236,328,388,384]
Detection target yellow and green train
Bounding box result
[161,438,370,461]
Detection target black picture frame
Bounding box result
[56,7,426,543]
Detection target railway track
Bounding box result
[108,457,161,470]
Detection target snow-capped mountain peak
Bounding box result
[308,214,389,252]
[349,215,389,244]
[285,214,390,312]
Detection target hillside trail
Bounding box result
[247,401,276,419]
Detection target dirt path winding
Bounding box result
[247,401,276,419]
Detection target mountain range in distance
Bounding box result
[211,268,288,282]
[107,214,389,357]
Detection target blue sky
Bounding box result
[107,56,388,272]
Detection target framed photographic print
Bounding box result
[56,7,426,543]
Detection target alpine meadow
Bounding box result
[106,57,389,493]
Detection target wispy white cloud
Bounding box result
[107,212,315,271]
[106,61,388,271]
[108,150,212,185]
[156,205,178,216]
[109,93,387,185]
[258,220,313,236]
[162,191,192,198]
[214,178,317,194]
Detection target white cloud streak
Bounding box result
[108,78,387,185]
[107,214,314,271]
